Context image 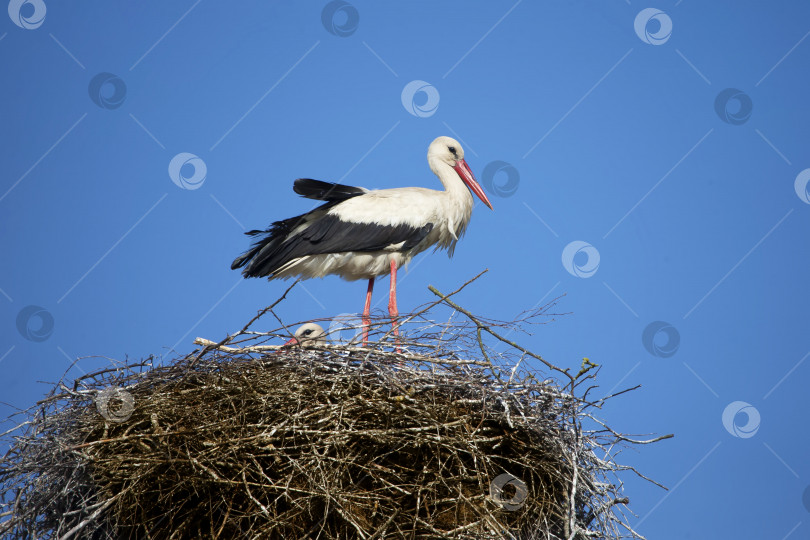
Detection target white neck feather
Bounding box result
[431,158,472,200]
[429,157,474,240]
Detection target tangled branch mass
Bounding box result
[0,280,666,539]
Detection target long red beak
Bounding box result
[283,337,298,347]
[453,159,493,210]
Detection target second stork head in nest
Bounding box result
[283,323,327,347]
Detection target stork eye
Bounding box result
[302,329,313,336]
[448,146,457,155]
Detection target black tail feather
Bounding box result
[231,209,317,275]
[231,229,283,273]
[232,181,368,277]
[232,224,286,273]
[230,250,255,270]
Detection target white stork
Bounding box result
[231,136,493,344]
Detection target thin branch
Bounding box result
[190,279,299,366]
[428,283,574,385]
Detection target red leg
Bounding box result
[389,259,401,345]
[362,278,374,346]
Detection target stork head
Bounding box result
[283,322,327,346]
[428,136,493,210]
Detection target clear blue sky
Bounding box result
[2,2,809,538]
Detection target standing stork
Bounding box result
[231,136,493,344]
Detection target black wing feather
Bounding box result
[293,178,367,201]
[232,205,433,279]
[231,180,365,272]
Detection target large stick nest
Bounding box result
[0,276,669,539]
